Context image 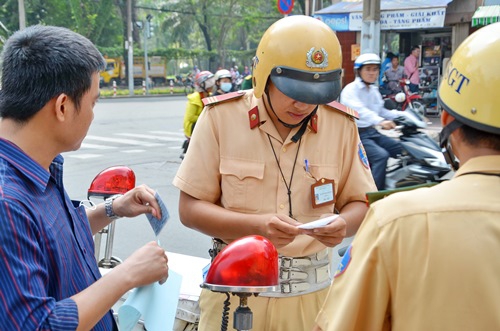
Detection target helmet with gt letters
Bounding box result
[252,15,342,105]
[438,22,500,135]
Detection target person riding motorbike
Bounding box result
[181,70,215,159]
[212,69,233,96]
[340,53,402,190]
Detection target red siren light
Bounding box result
[203,235,279,293]
[87,166,136,199]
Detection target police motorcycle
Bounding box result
[384,107,452,190]
[88,166,276,331]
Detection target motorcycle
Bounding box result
[384,107,452,190]
[233,75,244,91]
[382,79,426,116]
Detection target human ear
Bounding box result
[54,94,69,122]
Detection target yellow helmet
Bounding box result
[438,22,500,134]
[252,15,342,105]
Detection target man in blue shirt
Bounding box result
[0,25,169,330]
[341,53,402,190]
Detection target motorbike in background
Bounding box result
[385,107,452,190]
[382,79,426,116]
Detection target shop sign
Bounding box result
[349,8,447,31]
[351,44,361,61]
[316,8,447,31]
[314,13,350,32]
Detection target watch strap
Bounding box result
[105,194,122,220]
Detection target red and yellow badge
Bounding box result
[358,141,370,169]
[312,50,324,65]
[306,47,328,69]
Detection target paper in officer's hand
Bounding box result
[146,192,169,236]
[297,215,339,230]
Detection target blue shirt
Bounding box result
[0,138,116,330]
[340,77,398,128]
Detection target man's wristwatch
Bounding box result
[104,194,123,220]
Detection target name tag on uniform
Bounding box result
[311,178,335,208]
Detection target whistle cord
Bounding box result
[267,134,302,218]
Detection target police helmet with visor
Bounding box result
[252,15,342,105]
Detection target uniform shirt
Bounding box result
[173,90,376,258]
[183,91,203,137]
[316,155,500,331]
[0,138,116,331]
[340,78,398,129]
[404,54,420,85]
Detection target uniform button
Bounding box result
[282,147,286,152]
[279,204,285,209]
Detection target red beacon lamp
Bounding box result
[87,166,136,198]
[203,235,279,331]
[87,166,136,268]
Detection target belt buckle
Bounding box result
[280,256,294,268]
[208,238,225,261]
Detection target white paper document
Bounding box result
[297,215,340,229]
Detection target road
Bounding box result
[62,95,212,261]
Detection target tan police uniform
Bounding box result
[316,155,500,331]
[173,90,376,330]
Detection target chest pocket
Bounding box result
[220,157,265,212]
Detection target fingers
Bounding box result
[152,242,169,285]
[124,185,162,219]
[301,217,347,247]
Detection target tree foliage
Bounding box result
[1,0,309,69]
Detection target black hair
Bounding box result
[0,25,105,123]
[411,45,420,52]
[386,52,396,59]
[460,124,500,151]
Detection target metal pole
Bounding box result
[144,20,149,95]
[18,0,26,29]
[127,0,134,95]
[360,0,381,55]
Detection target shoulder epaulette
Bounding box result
[202,91,246,107]
[325,101,359,120]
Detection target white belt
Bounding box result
[261,249,332,298]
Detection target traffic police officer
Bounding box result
[314,22,500,331]
[173,15,376,330]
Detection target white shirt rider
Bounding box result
[340,77,398,129]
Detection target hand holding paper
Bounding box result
[297,215,340,230]
[146,192,170,236]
